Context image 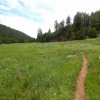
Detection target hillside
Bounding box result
[0,24,35,44]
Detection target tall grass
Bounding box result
[0,38,100,100]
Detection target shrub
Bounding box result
[87,28,97,38]
[74,31,86,40]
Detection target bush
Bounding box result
[74,31,86,40]
[87,28,97,38]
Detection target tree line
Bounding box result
[37,10,100,42]
[0,10,100,44]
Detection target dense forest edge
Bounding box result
[37,10,100,42]
[0,24,35,44]
[0,10,100,44]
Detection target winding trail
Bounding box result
[74,53,88,100]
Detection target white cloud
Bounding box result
[0,0,100,38]
[5,0,19,9]
[0,5,11,10]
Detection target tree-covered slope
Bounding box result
[0,24,35,44]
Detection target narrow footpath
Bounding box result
[74,53,88,100]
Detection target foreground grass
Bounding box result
[0,38,100,100]
[0,42,82,100]
[86,53,100,100]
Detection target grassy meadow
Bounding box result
[0,38,100,100]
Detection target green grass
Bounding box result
[0,38,100,100]
[86,52,100,100]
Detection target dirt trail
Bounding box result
[74,53,88,100]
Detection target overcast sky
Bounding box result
[0,0,100,38]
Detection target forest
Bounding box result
[37,10,100,42]
[0,24,35,44]
[0,10,100,44]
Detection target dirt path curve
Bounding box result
[74,53,88,100]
